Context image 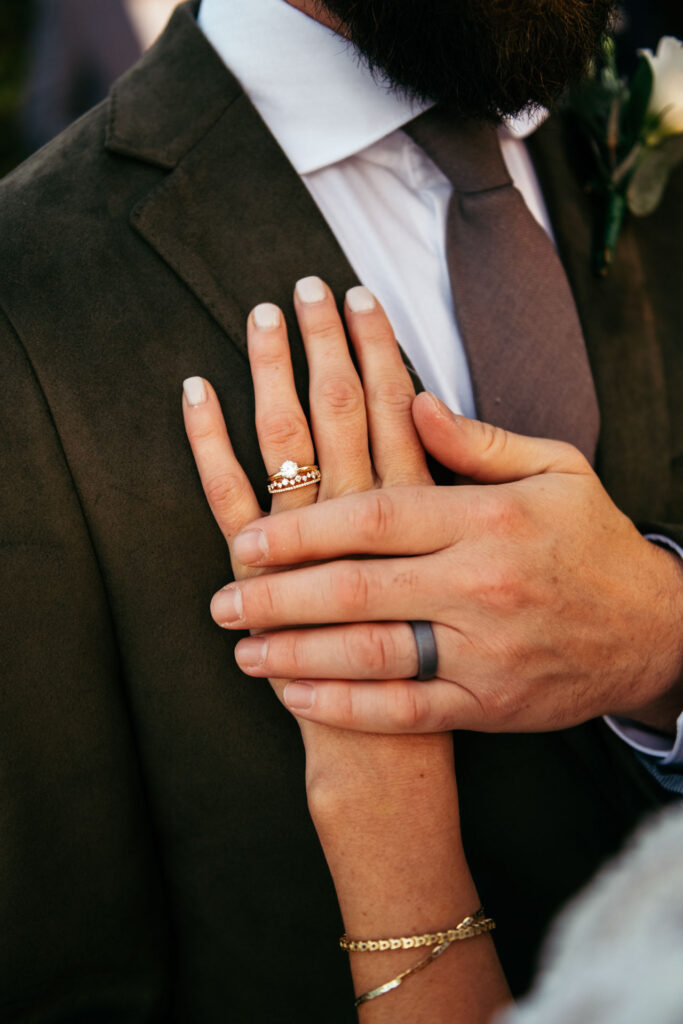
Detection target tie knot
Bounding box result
[404,107,511,194]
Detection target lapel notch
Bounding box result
[104,1,358,362]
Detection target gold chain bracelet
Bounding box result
[340,907,493,952]
[353,917,496,1008]
[354,939,454,1008]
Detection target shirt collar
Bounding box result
[197,0,544,175]
[197,0,431,174]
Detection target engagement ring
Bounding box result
[267,460,321,494]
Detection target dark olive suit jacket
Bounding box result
[0,4,681,1021]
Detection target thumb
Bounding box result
[412,392,588,483]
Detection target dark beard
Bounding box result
[317,0,615,121]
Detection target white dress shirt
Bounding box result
[197,0,683,773]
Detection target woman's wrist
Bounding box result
[305,731,465,909]
[307,733,508,1021]
[302,726,457,802]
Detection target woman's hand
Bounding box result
[182,277,432,734]
[182,275,453,803]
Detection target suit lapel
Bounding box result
[527,116,670,517]
[106,1,358,400]
[130,94,360,366]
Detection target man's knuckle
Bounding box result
[288,632,308,674]
[319,376,364,416]
[370,626,395,676]
[293,514,308,554]
[495,630,528,671]
[467,561,520,612]
[386,683,425,731]
[336,563,370,614]
[483,493,524,535]
[486,683,520,725]
[343,684,365,730]
[350,492,394,545]
[351,624,393,676]
[482,566,520,610]
[478,420,508,459]
[554,439,588,471]
[262,578,278,617]
[244,578,275,625]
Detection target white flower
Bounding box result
[639,36,683,137]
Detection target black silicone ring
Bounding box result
[409,621,438,681]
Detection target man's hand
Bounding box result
[212,393,683,735]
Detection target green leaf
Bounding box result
[621,56,653,152]
[600,34,619,81]
[627,135,683,215]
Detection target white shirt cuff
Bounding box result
[644,533,683,559]
[605,711,683,766]
[604,533,683,768]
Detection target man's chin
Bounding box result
[319,0,615,121]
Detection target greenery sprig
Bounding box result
[567,36,683,275]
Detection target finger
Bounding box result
[235,621,420,680]
[412,392,590,481]
[210,553,450,631]
[231,487,458,567]
[182,376,261,552]
[344,286,431,487]
[281,677,485,734]
[294,276,373,497]
[248,303,317,512]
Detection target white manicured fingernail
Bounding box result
[253,303,281,330]
[295,276,326,304]
[346,285,376,313]
[183,377,207,406]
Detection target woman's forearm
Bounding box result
[304,728,511,1022]
[183,283,512,1021]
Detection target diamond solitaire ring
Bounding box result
[267,460,321,494]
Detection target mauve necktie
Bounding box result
[406,108,600,463]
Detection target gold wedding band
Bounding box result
[267,460,321,494]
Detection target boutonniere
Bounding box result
[567,35,683,275]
